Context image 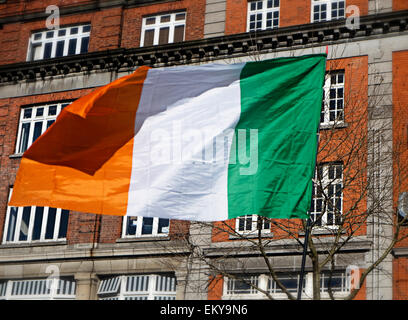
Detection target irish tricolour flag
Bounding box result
[10,54,326,221]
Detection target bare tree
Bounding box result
[158,44,408,300]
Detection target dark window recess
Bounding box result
[158,27,170,45]
[173,25,184,43]
[43,42,53,59]
[32,207,44,241]
[144,30,154,47]
[58,210,69,239]
[80,37,89,54]
[68,38,77,55]
[45,208,57,239]
[56,40,65,57]
[32,122,43,143]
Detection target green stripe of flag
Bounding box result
[228,54,327,219]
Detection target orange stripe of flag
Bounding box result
[9,66,150,215]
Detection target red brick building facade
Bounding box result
[0,0,407,300]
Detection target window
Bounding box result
[97,274,176,300]
[321,71,344,126]
[122,216,169,238]
[3,189,69,244]
[141,12,186,47]
[320,271,350,293]
[224,273,304,299]
[235,215,270,234]
[0,277,76,300]
[15,102,69,154]
[223,272,350,299]
[310,163,343,228]
[312,0,345,22]
[27,24,91,61]
[225,275,259,295]
[267,274,306,294]
[247,0,280,32]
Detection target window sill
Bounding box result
[9,153,23,159]
[319,122,348,130]
[116,235,170,243]
[0,240,67,248]
[229,232,274,240]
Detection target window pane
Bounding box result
[58,29,66,37]
[55,40,65,57]
[80,37,89,54]
[126,217,137,236]
[48,105,57,116]
[83,25,91,32]
[47,120,55,129]
[143,30,154,47]
[24,108,32,119]
[141,217,153,235]
[160,15,171,23]
[158,219,169,234]
[175,13,186,21]
[6,207,18,242]
[158,27,170,45]
[146,17,156,25]
[32,207,44,241]
[45,208,57,239]
[173,25,184,43]
[31,44,42,61]
[36,107,44,117]
[18,122,30,153]
[19,207,31,241]
[34,33,42,40]
[245,215,252,231]
[32,121,43,143]
[46,31,54,39]
[68,38,77,55]
[58,210,69,239]
[70,27,78,35]
[43,42,52,59]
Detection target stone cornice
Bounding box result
[0,0,178,25]
[0,10,407,84]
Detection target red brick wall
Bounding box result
[394,258,408,299]
[225,0,369,35]
[392,51,408,300]
[121,0,205,48]
[0,87,191,244]
[393,0,408,11]
[0,8,121,66]
[0,0,205,66]
[393,50,408,249]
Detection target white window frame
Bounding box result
[235,214,271,235]
[311,0,346,23]
[2,189,69,244]
[320,271,350,298]
[222,271,350,300]
[97,274,176,300]
[310,163,343,229]
[0,278,76,300]
[122,216,169,238]
[15,102,70,155]
[140,12,186,47]
[321,71,345,126]
[247,0,280,32]
[27,24,91,61]
[223,275,263,300]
